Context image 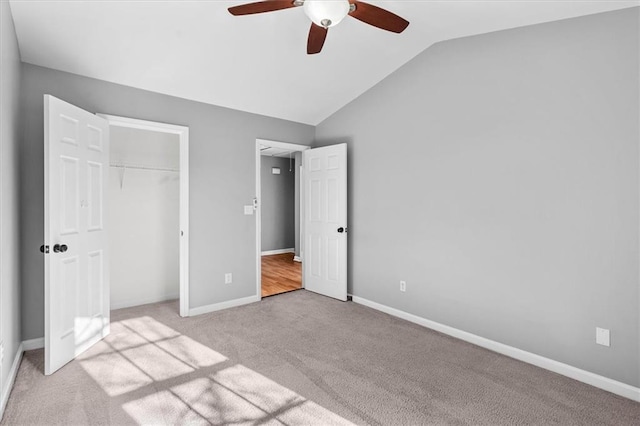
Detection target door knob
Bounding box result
[337,227,345,233]
[53,244,68,253]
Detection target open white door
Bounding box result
[303,143,347,301]
[44,95,110,375]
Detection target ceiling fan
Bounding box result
[228,0,409,54]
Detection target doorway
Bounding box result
[255,139,309,298]
[98,115,190,317]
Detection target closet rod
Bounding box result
[109,164,179,173]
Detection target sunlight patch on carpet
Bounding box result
[79,316,228,396]
[123,367,354,426]
[123,378,281,425]
[156,335,226,369]
[79,351,154,396]
[82,316,355,425]
[86,317,352,425]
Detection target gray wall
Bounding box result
[315,8,640,387]
[20,64,314,340]
[0,0,22,409]
[261,156,295,251]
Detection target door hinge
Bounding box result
[40,244,50,254]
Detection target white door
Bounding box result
[303,143,347,301]
[44,95,110,375]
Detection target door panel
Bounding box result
[45,95,110,375]
[88,250,104,316]
[87,124,104,152]
[87,161,103,231]
[59,256,79,337]
[303,144,347,301]
[59,156,80,234]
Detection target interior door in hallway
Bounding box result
[44,95,110,375]
[303,143,347,301]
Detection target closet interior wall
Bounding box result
[109,126,180,309]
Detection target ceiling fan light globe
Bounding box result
[303,0,350,28]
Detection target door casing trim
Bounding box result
[98,114,190,317]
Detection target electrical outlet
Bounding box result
[225,273,233,284]
[400,280,406,292]
[596,327,610,347]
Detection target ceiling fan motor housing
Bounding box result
[303,0,351,28]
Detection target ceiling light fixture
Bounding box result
[303,0,351,28]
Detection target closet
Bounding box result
[109,126,180,309]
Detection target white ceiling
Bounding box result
[9,0,639,125]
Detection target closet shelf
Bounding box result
[110,163,179,173]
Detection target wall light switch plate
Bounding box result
[596,327,610,347]
[225,273,232,284]
[244,205,254,215]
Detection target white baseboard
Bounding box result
[261,248,294,256]
[1,342,23,420]
[111,293,180,311]
[293,256,302,263]
[22,293,257,343]
[352,296,640,402]
[22,338,44,351]
[189,295,260,317]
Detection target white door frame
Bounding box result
[255,139,309,299]
[98,114,190,317]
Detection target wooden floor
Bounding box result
[261,253,302,297]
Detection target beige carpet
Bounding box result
[2,290,639,425]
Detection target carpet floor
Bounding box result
[2,290,639,425]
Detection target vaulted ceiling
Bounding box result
[9,0,639,125]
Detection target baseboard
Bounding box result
[293,256,302,263]
[0,343,23,421]
[22,338,44,351]
[111,293,180,311]
[189,295,260,317]
[352,296,640,402]
[261,248,294,256]
[20,293,260,342]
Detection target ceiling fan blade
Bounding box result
[228,1,297,16]
[307,23,328,55]
[349,1,409,33]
